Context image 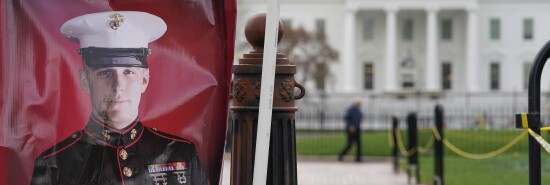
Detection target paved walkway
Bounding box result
[221,156,414,185]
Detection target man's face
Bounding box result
[80,66,150,127]
[354,101,361,108]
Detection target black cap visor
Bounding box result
[79,47,150,68]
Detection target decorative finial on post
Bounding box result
[244,12,284,51]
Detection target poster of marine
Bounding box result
[0,0,236,184]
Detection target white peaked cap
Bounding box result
[60,11,167,48]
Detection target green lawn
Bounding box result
[296,130,393,156]
[406,154,550,185]
[296,129,550,185]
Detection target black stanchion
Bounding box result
[407,113,419,184]
[392,117,399,173]
[434,105,444,185]
[514,40,550,185]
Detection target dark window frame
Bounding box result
[441,19,452,40]
[362,19,374,41]
[523,18,534,40]
[316,19,325,36]
[364,63,374,90]
[490,62,500,90]
[442,62,452,90]
[490,18,500,41]
[403,19,414,41]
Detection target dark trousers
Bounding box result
[338,129,362,161]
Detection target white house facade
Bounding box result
[236,0,550,93]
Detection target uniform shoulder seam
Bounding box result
[42,131,83,158]
[146,127,193,144]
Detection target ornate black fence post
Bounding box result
[230,13,305,185]
[434,104,444,185]
[392,116,399,173]
[514,41,550,185]
[407,113,419,184]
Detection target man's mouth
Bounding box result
[108,100,129,104]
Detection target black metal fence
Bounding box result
[295,91,550,131]
[292,91,550,184]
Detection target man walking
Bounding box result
[338,100,363,162]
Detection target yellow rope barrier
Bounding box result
[432,127,441,141]
[392,121,528,160]
[393,128,435,156]
[388,128,394,148]
[521,113,528,129]
[394,128,417,157]
[417,136,434,153]
[520,113,550,155]
[526,128,550,154]
[390,112,550,160]
[432,126,528,160]
[444,131,527,160]
[445,131,522,142]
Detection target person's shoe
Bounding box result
[355,158,363,162]
[337,155,343,161]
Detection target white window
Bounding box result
[490,18,500,40]
[441,19,452,40]
[362,19,374,41]
[523,18,534,40]
[442,62,452,90]
[402,73,414,88]
[403,19,413,41]
[316,19,325,35]
[490,62,500,90]
[364,63,374,90]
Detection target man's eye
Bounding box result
[98,71,111,77]
[124,70,136,75]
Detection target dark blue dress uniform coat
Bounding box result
[30,117,207,185]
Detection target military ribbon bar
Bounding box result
[148,162,187,173]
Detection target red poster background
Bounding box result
[0,147,5,185]
[0,0,236,184]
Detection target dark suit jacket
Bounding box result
[30,117,207,185]
[344,106,363,129]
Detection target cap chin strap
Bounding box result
[79,47,150,68]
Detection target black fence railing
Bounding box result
[290,91,550,185]
[295,92,550,131]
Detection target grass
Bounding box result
[296,130,393,156]
[402,154,550,185]
[296,129,550,185]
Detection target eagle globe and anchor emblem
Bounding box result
[109,13,125,30]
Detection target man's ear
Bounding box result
[141,68,150,93]
[79,69,91,94]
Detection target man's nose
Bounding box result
[112,73,126,92]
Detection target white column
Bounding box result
[466,8,479,92]
[343,8,357,92]
[385,7,398,92]
[425,7,440,91]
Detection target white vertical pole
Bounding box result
[252,0,280,184]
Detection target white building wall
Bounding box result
[478,1,550,92]
[237,0,550,93]
[396,10,427,90]
[236,0,346,92]
[438,10,467,91]
[356,10,386,91]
